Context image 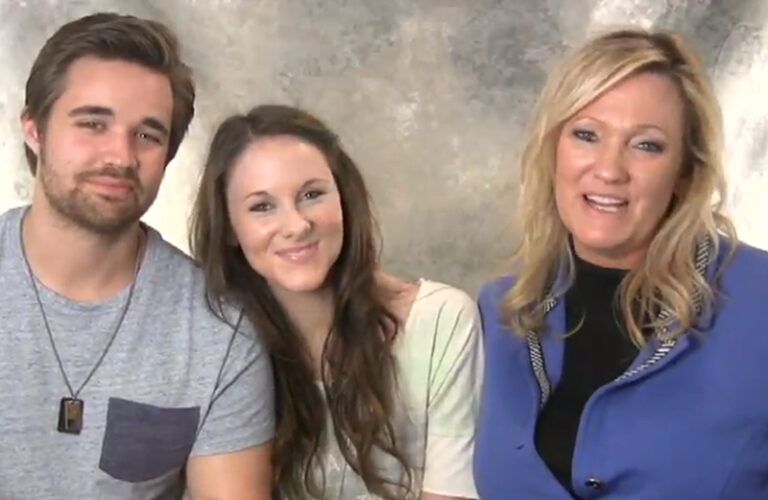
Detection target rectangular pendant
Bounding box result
[58,397,84,434]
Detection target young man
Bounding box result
[0,13,274,499]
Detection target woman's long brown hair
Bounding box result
[189,105,410,498]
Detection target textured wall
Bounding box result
[1,0,766,294]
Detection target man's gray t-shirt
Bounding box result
[0,206,274,499]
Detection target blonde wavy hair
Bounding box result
[504,28,736,345]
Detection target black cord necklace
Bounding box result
[19,213,143,435]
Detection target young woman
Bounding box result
[190,104,482,499]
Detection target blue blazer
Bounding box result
[474,242,768,499]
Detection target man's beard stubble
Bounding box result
[37,148,151,236]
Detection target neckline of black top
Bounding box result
[571,249,630,283]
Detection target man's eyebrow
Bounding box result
[142,117,170,137]
[67,106,169,137]
[68,105,113,118]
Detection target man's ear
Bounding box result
[20,109,43,156]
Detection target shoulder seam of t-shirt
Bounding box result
[197,308,243,433]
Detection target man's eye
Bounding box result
[137,131,162,144]
[78,120,105,131]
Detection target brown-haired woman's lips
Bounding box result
[276,242,319,262]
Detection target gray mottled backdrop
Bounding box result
[1,0,766,294]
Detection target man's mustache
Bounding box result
[75,166,142,193]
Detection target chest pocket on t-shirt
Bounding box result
[99,397,200,483]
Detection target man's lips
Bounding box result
[84,176,136,197]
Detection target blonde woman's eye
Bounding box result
[636,140,665,153]
[572,129,598,143]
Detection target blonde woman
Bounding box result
[474,28,768,499]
